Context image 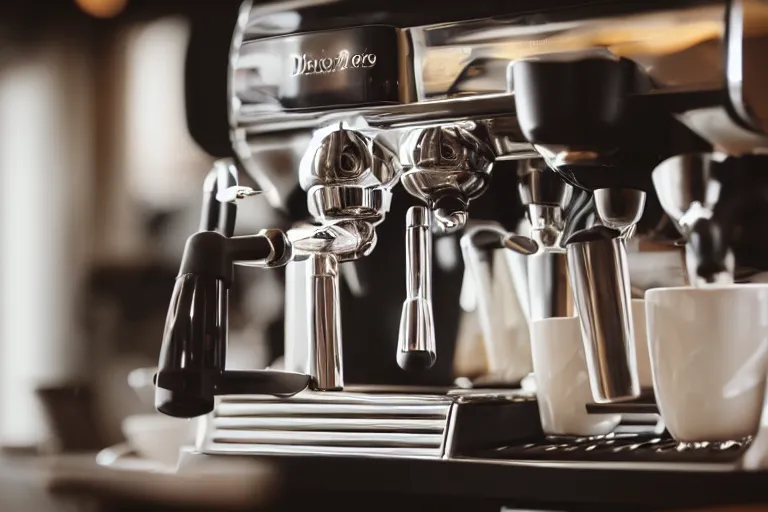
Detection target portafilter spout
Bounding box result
[594,188,647,239]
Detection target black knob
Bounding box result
[511,55,628,147]
[397,350,437,372]
[689,217,730,282]
[155,273,227,418]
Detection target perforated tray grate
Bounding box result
[474,432,752,464]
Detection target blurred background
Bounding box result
[0,0,251,452]
[0,0,493,466]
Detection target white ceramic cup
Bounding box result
[122,414,197,467]
[631,299,653,390]
[530,317,621,436]
[646,284,768,442]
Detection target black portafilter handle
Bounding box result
[155,230,307,419]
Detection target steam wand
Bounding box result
[397,206,436,370]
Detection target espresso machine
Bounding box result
[154,0,768,508]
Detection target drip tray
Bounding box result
[471,432,751,464]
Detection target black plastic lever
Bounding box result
[155,369,310,396]
[155,161,303,420]
[154,231,296,419]
[213,370,310,396]
[688,217,731,282]
[155,369,310,418]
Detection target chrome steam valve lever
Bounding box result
[396,124,495,370]
[397,206,436,370]
[155,160,308,419]
[298,122,401,389]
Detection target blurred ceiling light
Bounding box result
[75,0,128,18]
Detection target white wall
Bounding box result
[0,38,94,448]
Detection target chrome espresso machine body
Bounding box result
[156,0,768,508]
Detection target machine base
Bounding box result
[198,387,542,459]
[195,385,755,467]
[177,448,768,510]
[176,386,768,508]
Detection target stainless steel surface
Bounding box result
[527,251,574,321]
[518,161,574,250]
[197,443,442,458]
[198,388,536,459]
[566,235,639,403]
[284,221,374,376]
[397,206,437,370]
[218,389,453,404]
[515,163,578,322]
[230,0,768,173]
[284,259,309,375]
[517,161,597,252]
[298,123,401,224]
[231,1,746,131]
[212,417,445,432]
[200,390,454,458]
[212,430,443,447]
[526,204,566,249]
[288,220,376,262]
[307,253,343,391]
[288,123,402,388]
[594,188,647,238]
[399,124,494,233]
[517,160,573,208]
[729,0,768,137]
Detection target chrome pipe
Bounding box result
[397,206,437,371]
[307,253,343,391]
[566,231,639,403]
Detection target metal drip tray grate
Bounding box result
[475,432,752,464]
